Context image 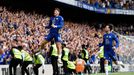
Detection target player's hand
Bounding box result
[112,46,116,50]
[51,24,57,28]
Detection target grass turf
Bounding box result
[91,72,134,75]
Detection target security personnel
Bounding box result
[61,42,70,75]
[81,44,91,74]
[49,40,59,75]
[33,51,45,75]
[20,46,32,75]
[81,45,89,62]
[98,46,105,73]
[67,61,75,75]
[9,46,22,75]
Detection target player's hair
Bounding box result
[106,24,114,31]
[55,8,60,12]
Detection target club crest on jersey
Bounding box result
[56,18,58,20]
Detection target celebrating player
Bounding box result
[39,8,64,62]
[99,24,124,75]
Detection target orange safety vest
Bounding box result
[75,59,85,73]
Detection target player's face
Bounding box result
[105,25,110,32]
[54,10,60,16]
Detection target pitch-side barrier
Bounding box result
[0,64,134,75]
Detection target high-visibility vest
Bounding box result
[12,48,22,59]
[67,61,75,70]
[75,59,85,73]
[98,46,104,58]
[62,48,69,61]
[82,49,89,59]
[51,44,58,56]
[33,54,45,64]
[21,50,32,61]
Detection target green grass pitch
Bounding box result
[91,72,134,75]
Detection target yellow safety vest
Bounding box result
[62,48,69,61]
[98,46,104,58]
[21,50,32,61]
[51,44,58,56]
[82,49,89,59]
[12,48,22,59]
[34,54,45,64]
[67,61,75,70]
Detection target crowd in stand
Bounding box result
[77,0,134,10]
[0,7,134,65]
[118,35,134,64]
[115,25,134,35]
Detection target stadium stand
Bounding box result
[77,0,134,10]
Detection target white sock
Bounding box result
[118,61,123,65]
[105,64,108,75]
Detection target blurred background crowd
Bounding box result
[76,0,134,9]
[0,7,134,65]
[114,25,134,35]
